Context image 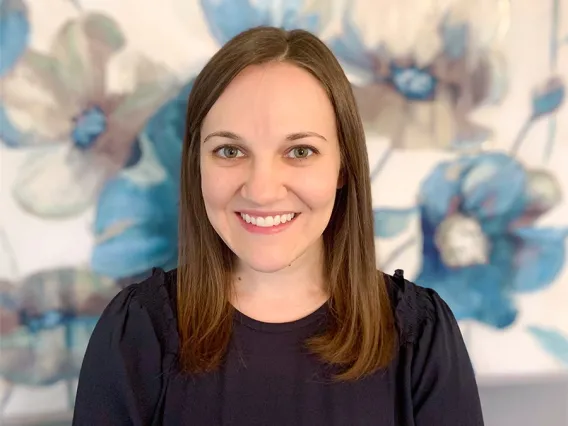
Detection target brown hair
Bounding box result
[178,26,396,381]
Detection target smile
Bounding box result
[236,212,299,234]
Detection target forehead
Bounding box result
[202,62,336,139]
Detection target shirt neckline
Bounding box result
[233,302,329,333]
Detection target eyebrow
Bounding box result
[202,131,327,143]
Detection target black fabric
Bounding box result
[73,268,484,426]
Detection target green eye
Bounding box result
[288,146,314,159]
[216,146,243,158]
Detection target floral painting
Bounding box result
[0,0,566,422]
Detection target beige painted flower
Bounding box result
[330,0,509,151]
[1,12,178,218]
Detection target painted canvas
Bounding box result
[0,0,566,422]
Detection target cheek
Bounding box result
[292,167,340,210]
[200,160,231,211]
[200,159,246,220]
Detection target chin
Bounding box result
[236,250,299,274]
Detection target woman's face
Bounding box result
[200,62,341,273]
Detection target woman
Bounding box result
[73,26,484,425]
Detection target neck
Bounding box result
[231,240,328,323]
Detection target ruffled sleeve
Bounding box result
[390,270,484,426]
[73,268,177,426]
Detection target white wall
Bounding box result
[480,381,568,426]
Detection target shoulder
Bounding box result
[383,270,483,423]
[127,267,178,316]
[95,267,179,354]
[384,269,455,346]
[74,268,179,421]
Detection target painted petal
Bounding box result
[143,80,194,181]
[0,0,30,77]
[349,0,443,63]
[105,53,178,166]
[458,54,499,109]
[439,0,509,60]
[418,157,469,226]
[373,207,417,238]
[92,215,178,279]
[200,0,268,43]
[527,326,568,366]
[510,227,568,293]
[411,21,443,67]
[450,0,509,48]
[510,169,563,228]
[481,51,508,105]
[0,105,27,147]
[416,256,517,329]
[200,0,319,44]
[92,135,178,279]
[0,319,99,385]
[441,19,468,60]
[460,152,527,234]
[0,327,78,385]
[51,13,126,102]
[1,51,74,140]
[399,92,455,150]
[329,17,378,83]
[353,84,406,140]
[12,145,110,218]
[16,268,117,320]
[0,279,18,311]
[279,0,320,33]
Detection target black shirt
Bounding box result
[73,268,484,425]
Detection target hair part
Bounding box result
[178,26,396,381]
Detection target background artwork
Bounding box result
[0,0,566,422]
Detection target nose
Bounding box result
[240,160,287,205]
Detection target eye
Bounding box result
[214,145,244,159]
[286,146,316,159]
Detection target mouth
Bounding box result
[235,212,300,233]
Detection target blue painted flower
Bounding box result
[328,6,506,150]
[199,0,321,45]
[416,152,567,329]
[1,13,177,218]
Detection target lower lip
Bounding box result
[236,213,299,235]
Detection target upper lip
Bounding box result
[237,210,299,217]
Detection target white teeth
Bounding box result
[240,213,296,227]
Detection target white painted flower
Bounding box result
[1,12,178,218]
[329,0,508,150]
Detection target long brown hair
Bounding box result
[178,26,396,381]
